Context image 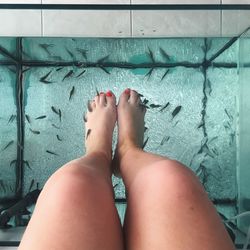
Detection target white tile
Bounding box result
[0,248,18,250]
[132,10,220,37]
[43,0,129,4]
[223,0,250,3]
[0,10,41,36]
[133,0,219,3]
[222,10,250,36]
[43,10,130,37]
[0,0,40,3]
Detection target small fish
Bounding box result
[7,114,16,124]
[62,70,74,81]
[46,150,59,156]
[76,48,88,60]
[147,47,155,63]
[56,67,63,72]
[138,93,144,98]
[161,69,170,81]
[65,47,75,60]
[150,104,162,108]
[99,66,110,75]
[39,43,54,55]
[58,109,62,122]
[69,86,75,101]
[52,123,60,129]
[35,115,46,120]
[160,102,170,112]
[145,68,154,79]
[160,47,171,61]
[160,136,170,146]
[56,135,62,141]
[25,114,31,124]
[40,70,53,84]
[83,113,87,123]
[29,179,35,192]
[171,106,182,119]
[76,69,86,78]
[2,140,14,151]
[143,99,149,105]
[23,160,32,170]
[225,109,233,121]
[10,159,17,167]
[144,126,148,132]
[206,79,212,95]
[51,106,60,115]
[29,128,40,135]
[95,88,99,96]
[113,183,118,189]
[86,129,91,139]
[97,55,109,64]
[142,137,149,149]
[197,122,204,129]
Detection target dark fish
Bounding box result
[83,113,87,123]
[2,140,14,151]
[76,69,86,78]
[69,86,75,101]
[52,123,60,129]
[86,129,91,139]
[150,104,162,108]
[144,126,148,132]
[171,106,182,119]
[225,109,233,121]
[65,47,74,60]
[8,114,16,124]
[143,99,149,105]
[147,47,155,63]
[160,136,170,146]
[161,69,170,81]
[197,122,204,129]
[25,114,31,124]
[62,70,74,81]
[10,159,17,167]
[40,70,53,84]
[76,48,88,60]
[51,106,60,115]
[29,128,40,135]
[56,67,63,71]
[145,68,154,79]
[39,43,54,55]
[142,137,149,149]
[160,47,171,61]
[35,115,46,120]
[138,93,144,97]
[29,179,35,192]
[95,88,99,96]
[23,160,32,170]
[97,55,109,64]
[160,102,170,112]
[206,79,212,95]
[113,183,118,189]
[56,135,62,141]
[99,66,110,74]
[46,150,59,156]
[58,109,62,122]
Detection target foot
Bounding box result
[113,89,146,176]
[84,91,117,162]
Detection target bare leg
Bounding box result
[19,91,124,250]
[114,88,235,250]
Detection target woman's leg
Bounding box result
[114,89,235,250]
[19,91,124,250]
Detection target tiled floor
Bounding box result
[0,0,249,37]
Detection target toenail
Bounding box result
[100,92,104,95]
[106,91,112,97]
[125,88,130,94]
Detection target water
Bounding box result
[0,37,239,228]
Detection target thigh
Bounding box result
[19,160,124,250]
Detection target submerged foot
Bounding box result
[113,89,146,176]
[84,91,117,162]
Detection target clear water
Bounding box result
[0,37,240,227]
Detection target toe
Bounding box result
[94,95,99,104]
[119,88,130,105]
[106,90,116,107]
[130,90,139,104]
[99,92,107,106]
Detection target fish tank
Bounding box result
[0,3,250,249]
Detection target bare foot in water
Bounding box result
[113,88,146,176]
[85,91,117,162]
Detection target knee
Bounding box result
[132,159,206,202]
